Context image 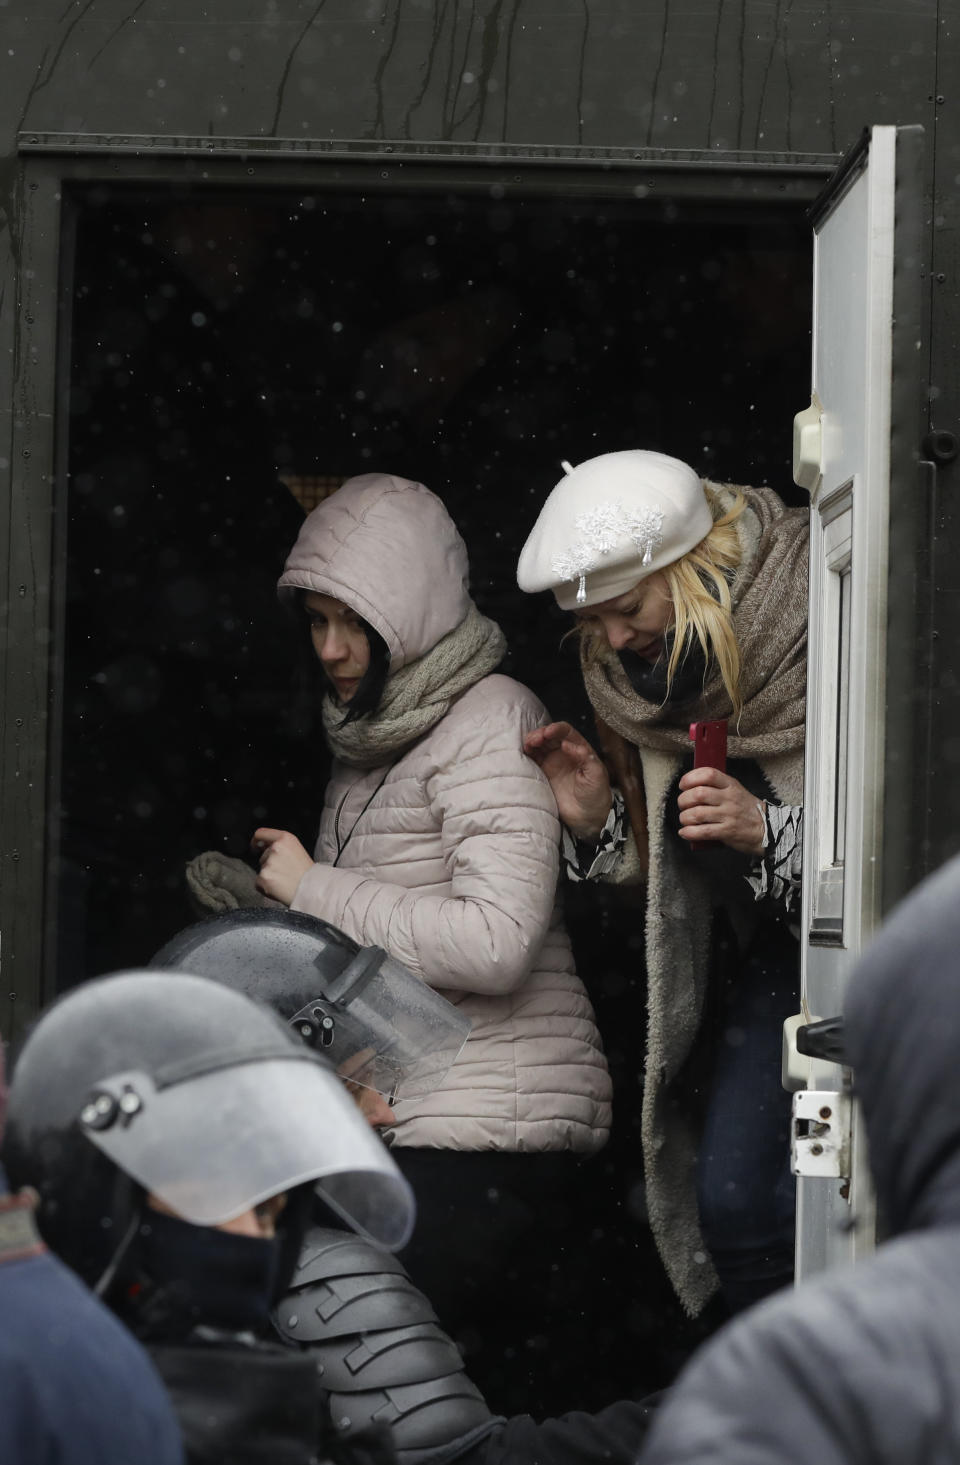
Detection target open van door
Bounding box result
[788,124,928,1280]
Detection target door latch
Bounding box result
[792,393,823,492]
[791,1089,851,1178]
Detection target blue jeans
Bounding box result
[695,928,798,1313]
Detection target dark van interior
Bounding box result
[56,182,811,1404]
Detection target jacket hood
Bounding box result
[844,853,960,1234]
[278,474,471,671]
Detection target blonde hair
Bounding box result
[580,483,747,717]
[662,484,746,717]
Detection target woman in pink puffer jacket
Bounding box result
[252,472,611,1403]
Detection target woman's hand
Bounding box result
[677,768,766,854]
[251,828,315,906]
[523,722,613,841]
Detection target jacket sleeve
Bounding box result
[639,1294,871,1465]
[464,1399,658,1465]
[745,802,803,916]
[0,1251,186,1465]
[290,714,561,996]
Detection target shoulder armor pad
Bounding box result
[277,1270,438,1341]
[274,1227,497,1460]
[327,1374,495,1459]
[306,1321,463,1392]
[293,1228,409,1288]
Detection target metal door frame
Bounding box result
[794,124,930,1279]
[2,136,833,1039]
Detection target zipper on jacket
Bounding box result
[333,786,351,858]
[333,765,395,867]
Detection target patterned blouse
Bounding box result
[562,788,803,915]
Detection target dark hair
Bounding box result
[338,617,390,723]
[295,591,391,724]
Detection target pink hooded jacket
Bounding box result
[279,474,611,1153]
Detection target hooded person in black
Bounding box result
[639,850,960,1464]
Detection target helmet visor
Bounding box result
[79,1055,415,1249]
[291,948,471,1102]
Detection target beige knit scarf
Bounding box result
[322,602,507,769]
[582,484,809,1318]
[583,483,808,764]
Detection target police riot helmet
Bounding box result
[149,908,470,1102]
[2,971,415,1288]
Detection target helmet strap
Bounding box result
[93,1200,143,1299]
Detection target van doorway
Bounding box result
[56,179,812,1402]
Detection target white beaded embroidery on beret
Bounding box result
[551,500,665,603]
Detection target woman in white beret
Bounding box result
[517,450,808,1320]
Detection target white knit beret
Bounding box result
[517,450,714,610]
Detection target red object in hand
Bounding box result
[688,719,728,850]
[689,719,727,773]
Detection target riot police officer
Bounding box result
[150,909,659,1465]
[2,969,416,1465]
[151,909,500,1465]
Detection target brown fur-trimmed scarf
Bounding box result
[583,483,808,1315]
